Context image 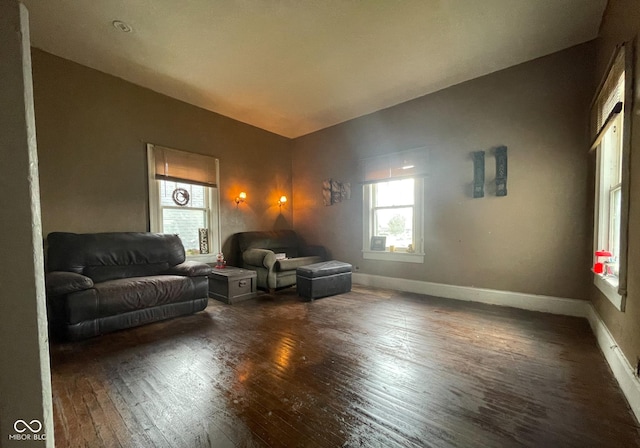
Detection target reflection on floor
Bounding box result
[50,285,640,447]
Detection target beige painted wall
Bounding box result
[292,43,595,300]
[31,49,293,264]
[591,0,640,368]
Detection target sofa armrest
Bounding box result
[46,271,94,297]
[166,261,213,277]
[300,245,327,259]
[243,248,276,269]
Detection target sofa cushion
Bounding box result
[237,230,299,253]
[63,275,209,325]
[95,275,199,318]
[275,256,323,271]
[47,232,186,282]
[85,262,170,283]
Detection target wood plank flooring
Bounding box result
[49,285,640,447]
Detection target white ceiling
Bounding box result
[21,0,606,138]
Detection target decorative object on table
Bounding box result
[198,228,209,254]
[215,252,226,269]
[234,191,246,206]
[472,150,485,198]
[370,236,386,251]
[495,146,508,197]
[323,179,351,206]
[172,187,190,206]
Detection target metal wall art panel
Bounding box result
[472,151,485,198]
[495,146,508,197]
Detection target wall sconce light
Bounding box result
[234,191,247,206]
[278,195,287,207]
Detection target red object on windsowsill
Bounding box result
[593,250,613,274]
[595,250,613,257]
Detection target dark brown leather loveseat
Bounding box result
[45,232,212,341]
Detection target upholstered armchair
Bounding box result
[237,230,327,291]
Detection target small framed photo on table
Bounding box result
[370,236,386,251]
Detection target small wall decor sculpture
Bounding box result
[198,228,209,254]
[472,150,485,198]
[323,179,351,206]
[172,187,190,206]
[495,146,508,197]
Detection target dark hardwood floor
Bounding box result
[50,285,640,447]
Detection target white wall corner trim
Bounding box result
[352,273,640,422]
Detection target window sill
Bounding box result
[186,253,217,264]
[593,273,623,311]
[362,250,424,263]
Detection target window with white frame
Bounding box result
[147,144,221,263]
[591,45,630,310]
[371,178,415,249]
[361,148,427,263]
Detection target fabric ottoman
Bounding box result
[296,260,352,300]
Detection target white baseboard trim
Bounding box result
[352,273,589,317]
[586,304,640,423]
[352,272,640,422]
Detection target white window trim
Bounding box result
[592,115,623,311]
[589,42,631,312]
[362,250,425,263]
[593,145,623,311]
[362,177,425,263]
[147,144,221,263]
[594,274,623,310]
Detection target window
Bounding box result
[158,180,211,255]
[591,45,630,311]
[363,177,424,263]
[372,178,415,248]
[360,148,428,263]
[147,144,220,263]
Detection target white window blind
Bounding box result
[360,147,429,183]
[590,48,625,149]
[152,145,218,187]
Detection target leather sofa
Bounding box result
[237,230,327,291]
[45,232,212,341]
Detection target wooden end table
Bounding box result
[208,266,257,304]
